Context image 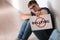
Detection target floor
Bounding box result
[28,32,39,40]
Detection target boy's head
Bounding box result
[28,0,38,7]
[40,8,51,15]
[40,9,48,15]
[28,1,40,13]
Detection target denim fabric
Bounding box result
[22,21,32,40]
[18,19,29,39]
[49,29,60,40]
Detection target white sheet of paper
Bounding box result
[29,14,53,31]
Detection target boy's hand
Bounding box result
[35,11,41,17]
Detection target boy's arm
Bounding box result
[21,14,31,20]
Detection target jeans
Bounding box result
[49,29,60,40]
[18,19,53,40]
[18,19,32,40]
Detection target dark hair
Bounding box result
[28,0,38,7]
[40,7,51,14]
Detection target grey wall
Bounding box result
[48,0,60,30]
